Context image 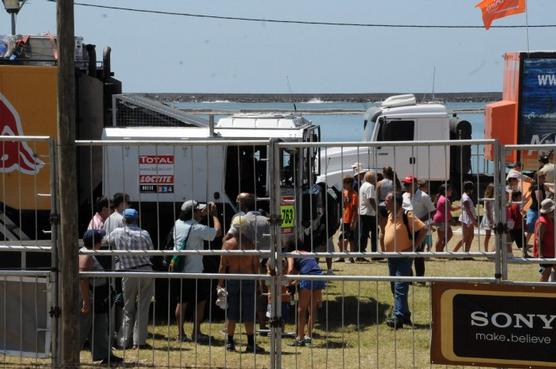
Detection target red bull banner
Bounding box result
[0,65,57,210]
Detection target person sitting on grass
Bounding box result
[287,248,325,347]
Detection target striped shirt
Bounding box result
[107,224,153,270]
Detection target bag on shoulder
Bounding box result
[402,210,419,243]
[169,225,192,272]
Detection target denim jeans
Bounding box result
[387,257,412,320]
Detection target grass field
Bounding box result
[2,233,543,369]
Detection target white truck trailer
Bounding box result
[102,113,321,247]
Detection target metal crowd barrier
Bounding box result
[3,137,556,368]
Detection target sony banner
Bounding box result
[431,282,556,368]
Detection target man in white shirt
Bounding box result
[401,176,435,278]
[173,200,222,343]
[358,171,377,260]
[103,193,129,236]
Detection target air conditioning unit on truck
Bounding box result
[102,113,321,248]
[319,94,473,192]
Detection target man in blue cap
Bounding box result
[106,208,154,350]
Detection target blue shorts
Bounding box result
[227,280,256,322]
[526,209,539,233]
[299,279,326,290]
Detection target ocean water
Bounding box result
[175,100,486,141]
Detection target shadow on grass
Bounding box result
[317,295,390,331]
[311,340,351,349]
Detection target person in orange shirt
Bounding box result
[383,192,426,329]
[337,176,358,263]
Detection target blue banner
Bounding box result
[520,58,556,145]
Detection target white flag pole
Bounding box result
[525,0,530,53]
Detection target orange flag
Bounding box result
[475,0,526,29]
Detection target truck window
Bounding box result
[382,120,414,141]
[225,145,268,209]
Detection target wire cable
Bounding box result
[45,0,556,29]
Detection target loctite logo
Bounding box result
[139,175,174,184]
[0,93,44,175]
[139,155,174,165]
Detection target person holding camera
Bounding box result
[171,200,222,343]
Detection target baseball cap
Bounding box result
[83,229,106,248]
[402,176,417,184]
[539,154,550,164]
[180,200,207,213]
[123,208,139,220]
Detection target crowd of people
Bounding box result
[76,154,556,364]
[78,191,329,365]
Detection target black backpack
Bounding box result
[402,210,414,241]
[317,183,341,240]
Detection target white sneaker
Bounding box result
[327,269,334,275]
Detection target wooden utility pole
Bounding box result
[56,0,79,367]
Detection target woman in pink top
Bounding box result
[433,184,460,252]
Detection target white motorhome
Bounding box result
[320,94,472,189]
[102,113,320,246]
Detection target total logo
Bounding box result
[0,93,44,175]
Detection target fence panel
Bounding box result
[502,143,556,282]
[271,139,505,369]
[5,137,556,368]
[0,136,56,368]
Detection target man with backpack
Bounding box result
[383,192,426,329]
[315,182,341,274]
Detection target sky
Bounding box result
[2,0,556,93]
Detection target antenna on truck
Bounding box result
[285,75,297,112]
[431,66,436,100]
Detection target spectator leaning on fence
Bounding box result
[534,198,556,282]
[79,229,123,366]
[106,208,154,350]
[171,200,221,343]
[218,217,264,354]
[383,192,426,329]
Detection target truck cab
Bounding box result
[320,94,471,189]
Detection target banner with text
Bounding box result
[431,282,556,368]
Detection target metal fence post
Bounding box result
[268,138,283,369]
[48,138,61,368]
[493,141,508,281]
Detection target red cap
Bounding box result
[402,176,417,184]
